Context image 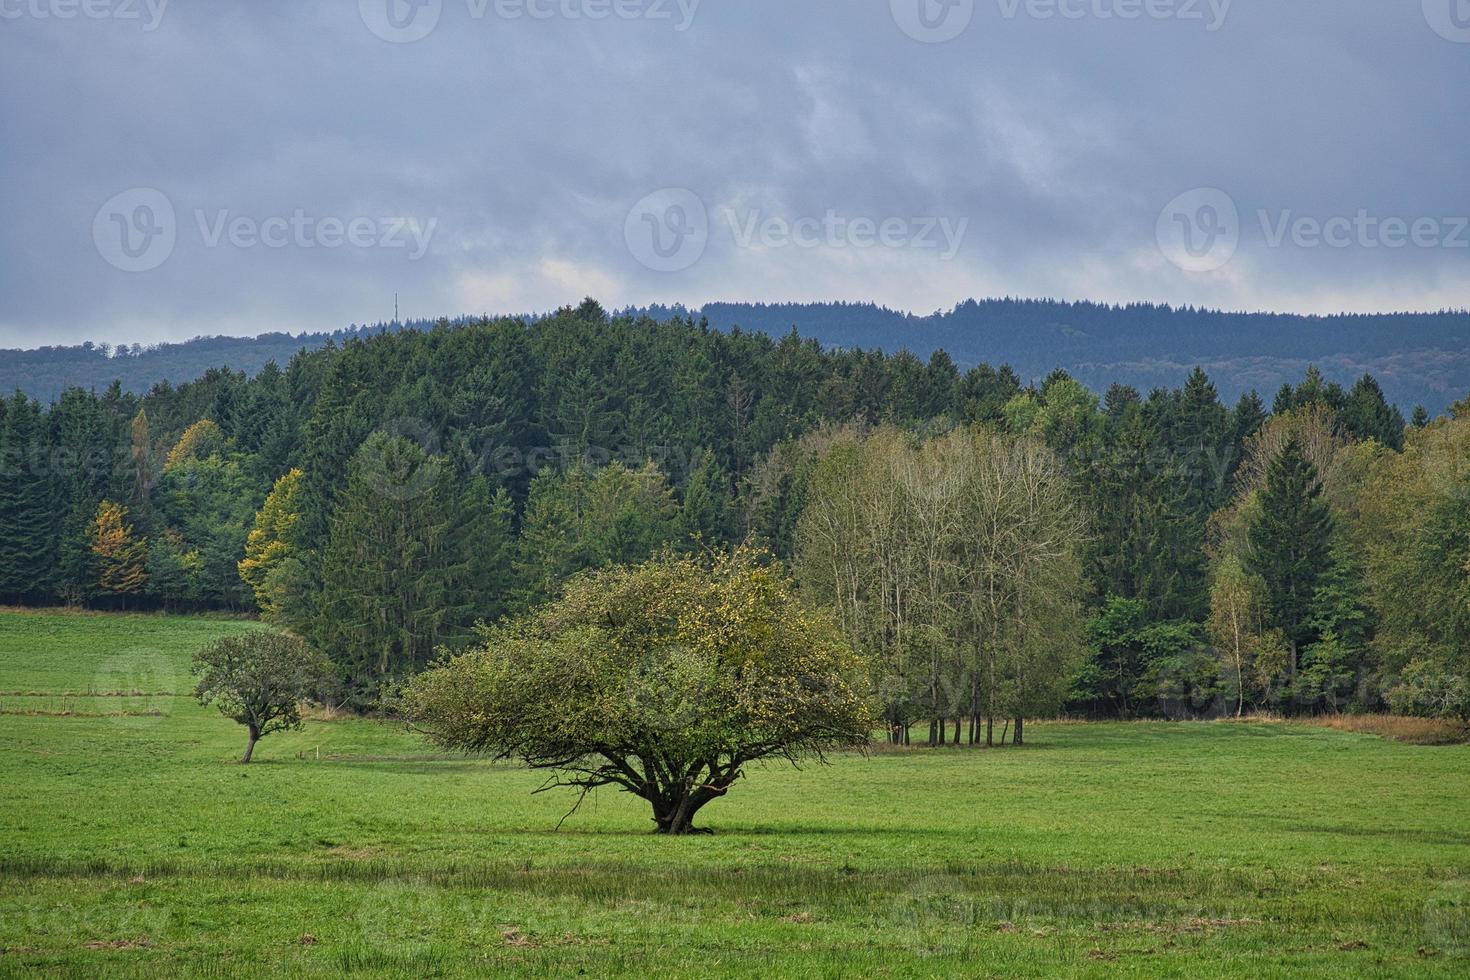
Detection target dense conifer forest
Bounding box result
[7,299,1469,412]
[3,300,1466,728]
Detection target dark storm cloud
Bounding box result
[1,0,1466,347]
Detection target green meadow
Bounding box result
[1,609,1467,977]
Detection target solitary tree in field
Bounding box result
[403,549,873,835]
[193,631,334,763]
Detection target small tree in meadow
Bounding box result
[404,548,873,834]
[193,631,334,763]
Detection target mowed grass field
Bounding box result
[1,611,1468,977]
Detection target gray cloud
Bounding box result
[1,0,1466,347]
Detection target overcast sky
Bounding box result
[2,0,1467,348]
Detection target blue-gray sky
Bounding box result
[2,0,1467,348]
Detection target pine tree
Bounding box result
[147,529,201,610]
[514,461,679,609]
[48,388,117,604]
[315,434,450,701]
[1232,390,1267,444]
[0,394,56,601]
[1174,367,1232,515]
[1341,374,1405,450]
[313,434,512,704]
[451,477,516,624]
[679,450,735,547]
[1299,538,1374,710]
[156,441,257,609]
[514,463,597,609]
[586,462,678,566]
[1244,435,1334,687]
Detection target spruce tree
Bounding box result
[1174,367,1232,515]
[1341,374,1405,450]
[313,434,513,704]
[0,394,56,601]
[514,463,597,609]
[679,450,735,547]
[1232,391,1267,444]
[1244,435,1335,686]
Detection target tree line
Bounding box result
[1,299,1465,723]
[10,299,1469,414]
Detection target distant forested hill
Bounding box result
[6,300,1468,411]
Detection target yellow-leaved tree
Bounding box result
[91,501,148,601]
[238,468,305,621]
[164,419,225,471]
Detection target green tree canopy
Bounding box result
[193,630,334,763]
[1244,435,1335,681]
[403,549,873,835]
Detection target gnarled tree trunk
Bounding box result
[637,760,743,834]
[241,723,260,764]
[648,782,728,834]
